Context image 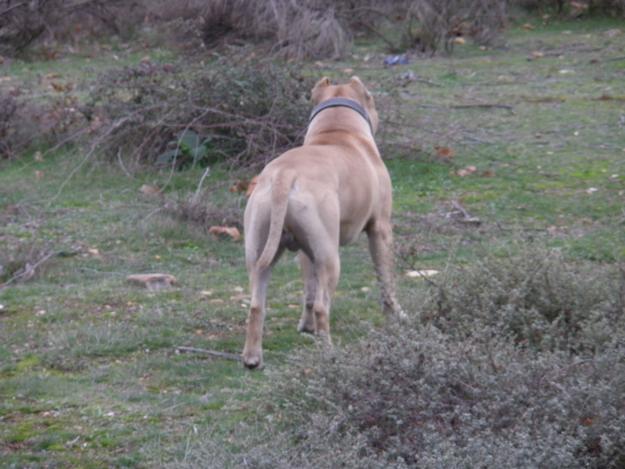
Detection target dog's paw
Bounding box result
[242,351,264,370]
[297,319,316,335]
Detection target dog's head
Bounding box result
[311,76,379,134]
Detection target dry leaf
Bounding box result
[34,151,44,162]
[35,170,44,180]
[522,23,535,30]
[139,184,161,196]
[208,226,241,241]
[246,175,259,197]
[452,37,465,45]
[530,51,544,59]
[435,146,455,159]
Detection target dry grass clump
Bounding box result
[162,189,243,232]
[84,56,311,169]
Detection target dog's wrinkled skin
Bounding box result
[242,76,403,369]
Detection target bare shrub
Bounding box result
[0,0,145,57]
[0,0,57,56]
[406,0,508,53]
[0,88,86,159]
[84,56,311,169]
[512,0,625,15]
[193,0,351,60]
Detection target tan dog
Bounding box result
[242,76,403,369]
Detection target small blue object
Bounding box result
[383,54,409,66]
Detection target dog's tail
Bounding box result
[256,169,296,270]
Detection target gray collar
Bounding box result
[309,97,372,132]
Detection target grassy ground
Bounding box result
[1,17,625,467]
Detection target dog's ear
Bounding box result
[311,76,331,104]
[349,76,372,101]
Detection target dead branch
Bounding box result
[0,250,57,289]
[451,103,514,112]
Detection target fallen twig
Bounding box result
[451,103,514,112]
[176,346,241,362]
[0,250,57,290]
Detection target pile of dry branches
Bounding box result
[82,55,312,169]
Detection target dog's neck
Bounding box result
[309,98,372,132]
[305,98,373,143]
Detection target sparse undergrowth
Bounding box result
[183,250,625,468]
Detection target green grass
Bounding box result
[1,17,625,466]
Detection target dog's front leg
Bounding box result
[367,221,404,318]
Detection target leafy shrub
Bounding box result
[83,56,311,169]
[418,247,625,353]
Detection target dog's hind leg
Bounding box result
[311,250,340,344]
[366,220,404,318]
[297,252,317,334]
[242,265,271,369]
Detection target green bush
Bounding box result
[418,247,625,353]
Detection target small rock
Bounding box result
[406,270,440,278]
[398,70,417,83]
[384,54,409,66]
[127,273,177,290]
